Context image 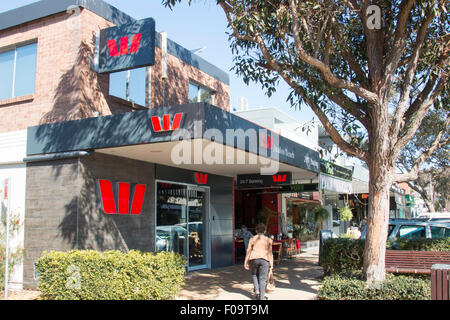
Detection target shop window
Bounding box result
[0,42,37,100]
[189,81,215,105]
[109,67,149,107]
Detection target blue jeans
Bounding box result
[250,259,269,300]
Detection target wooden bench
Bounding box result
[385,250,450,274]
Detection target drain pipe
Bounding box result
[23,150,92,163]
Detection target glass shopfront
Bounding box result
[155,181,210,270]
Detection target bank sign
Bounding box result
[98,18,155,73]
[237,172,292,187]
[97,179,147,215]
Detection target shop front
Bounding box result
[234,166,320,260]
[282,184,322,246]
[23,102,321,286]
[390,185,407,219]
[318,160,354,236]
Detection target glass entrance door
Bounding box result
[187,187,208,269]
[156,182,209,270]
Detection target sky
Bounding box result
[0,0,316,123]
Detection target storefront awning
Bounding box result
[26,103,321,178]
[319,174,353,194]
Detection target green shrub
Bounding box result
[320,239,365,276]
[321,238,450,276]
[36,250,186,300]
[318,271,430,300]
[391,238,450,251]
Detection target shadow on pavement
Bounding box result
[176,248,323,300]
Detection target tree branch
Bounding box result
[287,0,378,104]
[382,0,416,96]
[390,9,437,145]
[392,77,447,158]
[395,119,450,183]
[288,76,370,162]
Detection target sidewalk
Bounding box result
[175,247,323,300]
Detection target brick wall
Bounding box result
[0,8,230,134]
[24,158,80,288]
[23,152,156,288]
[79,152,156,253]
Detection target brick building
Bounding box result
[0,0,320,290]
[0,0,229,133]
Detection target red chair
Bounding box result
[284,238,296,258]
[272,242,283,265]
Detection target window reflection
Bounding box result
[188,81,214,105]
[0,42,37,100]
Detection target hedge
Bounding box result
[320,239,365,276]
[35,250,186,300]
[318,238,450,300]
[320,238,450,276]
[318,271,430,300]
[391,238,450,251]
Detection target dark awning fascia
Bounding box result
[26,103,320,173]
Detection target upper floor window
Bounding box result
[189,81,215,105]
[109,67,149,107]
[0,42,37,100]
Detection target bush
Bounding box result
[318,271,430,300]
[320,238,450,276]
[320,239,365,276]
[36,250,186,300]
[391,238,450,251]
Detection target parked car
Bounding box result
[415,212,450,221]
[360,219,450,241]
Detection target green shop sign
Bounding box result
[319,160,353,181]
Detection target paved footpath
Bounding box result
[175,247,323,300]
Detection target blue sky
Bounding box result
[0,0,316,122]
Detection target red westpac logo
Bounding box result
[107,33,142,57]
[272,174,287,183]
[261,133,273,149]
[195,173,208,184]
[97,179,147,215]
[151,113,184,132]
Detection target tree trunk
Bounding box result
[363,107,393,285]
[363,170,392,285]
[412,184,434,213]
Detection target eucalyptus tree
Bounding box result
[398,107,449,212]
[163,0,449,284]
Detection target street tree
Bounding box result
[398,107,449,212]
[163,0,450,285]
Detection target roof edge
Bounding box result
[0,0,229,85]
[0,0,134,31]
